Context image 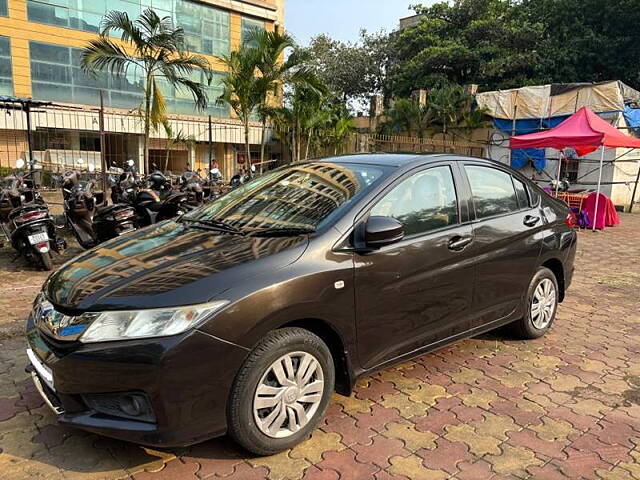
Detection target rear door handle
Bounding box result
[524,215,541,227]
[448,235,473,251]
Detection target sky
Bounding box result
[285,0,421,46]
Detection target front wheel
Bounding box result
[227,328,335,455]
[511,266,559,339]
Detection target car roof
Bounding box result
[318,153,502,169]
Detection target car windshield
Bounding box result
[183,162,390,232]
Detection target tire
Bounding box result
[39,251,53,271]
[511,266,559,339]
[227,327,335,456]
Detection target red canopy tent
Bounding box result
[509,106,640,230]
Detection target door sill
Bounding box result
[357,312,518,377]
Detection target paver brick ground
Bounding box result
[0,214,639,479]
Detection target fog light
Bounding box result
[83,392,155,423]
[120,394,144,417]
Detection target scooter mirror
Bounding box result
[77,158,84,165]
[251,165,256,172]
[15,159,25,169]
[127,159,135,167]
[88,164,95,173]
[210,168,220,175]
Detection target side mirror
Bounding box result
[363,216,404,249]
[76,158,84,165]
[16,159,25,169]
[251,165,256,173]
[88,164,95,173]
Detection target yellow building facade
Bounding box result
[0,0,285,176]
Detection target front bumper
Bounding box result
[25,316,249,447]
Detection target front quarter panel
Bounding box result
[197,234,356,357]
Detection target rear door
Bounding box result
[461,163,543,327]
[354,163,476,370]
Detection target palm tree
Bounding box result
[328,112,355,155]
[219,47,268,175]
[81,8,211,172]
[379,98,432,138]
[246,29,304,166]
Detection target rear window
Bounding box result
[513,177,530,209]
[464,165,519,219]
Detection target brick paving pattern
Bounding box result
[0,215,639,479]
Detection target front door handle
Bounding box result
[523,215,541,227]
[448,235,473,252]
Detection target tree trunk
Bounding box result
[143,77,152,174]
[260,117,267,174]
[244,117,251,177]
[305,129,312,160]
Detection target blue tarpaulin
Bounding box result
[623,105,640,133]
[494,116,570,171]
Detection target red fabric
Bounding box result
[583,192,620,230]
[510,107,640,153]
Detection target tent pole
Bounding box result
[592,146,605,232]
[630,156,640,213]
[555,152,563,197]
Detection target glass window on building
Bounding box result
[0,0,7,16]
[30,40,228,117]
[241,17,265,47]
[27,0,230,58]
[0,36,13,96]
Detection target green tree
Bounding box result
[390,0,544,95]
[379,98,430,138]
[81,8,211,171]
[248,29,313,167]
[218,47,268,174]
[298,30,391,106]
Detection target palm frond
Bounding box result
[81,36,136,76]
[100,11,144,50]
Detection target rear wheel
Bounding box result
[227,328,334,455]
[511,267,558,339]
[39,251,53,271]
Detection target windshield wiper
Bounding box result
[180,218,246,235]
[249,227,316,237]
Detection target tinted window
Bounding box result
[0,0,7,17]
[513,177,529,209]
[371,166,459,236]
[186,162,390,231]
[528,184,541,207]
[465,166,518,219]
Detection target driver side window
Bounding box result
[370,166,459,236]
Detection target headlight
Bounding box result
[79,301,229,343]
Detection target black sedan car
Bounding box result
[25,154,577,455]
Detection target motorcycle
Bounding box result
[62,160,136,249]
[0,159,66,270]
[179,168,205,207]
[112,161,190,227]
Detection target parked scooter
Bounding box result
[179,168,205,207]
[62,159,136,249]
[0,159,65,270]
[134,165,190,226]
[112,161,190,227]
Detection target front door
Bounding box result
[354,164,476,370]
[461,164,543,326]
